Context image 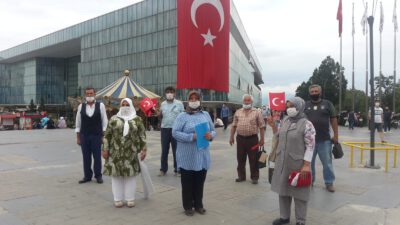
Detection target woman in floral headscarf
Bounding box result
[102,98,147,208]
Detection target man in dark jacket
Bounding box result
[75,87,108,184]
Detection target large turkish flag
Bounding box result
[269,92,286,111]
[177,0,230,93]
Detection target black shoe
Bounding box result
[78,178,91,184]
[96,178,103,184]
[235,178,245,182]
[184,209,195,216]
[195,208,206,215]
[272,218,290,225]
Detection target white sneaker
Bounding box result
[127,200,135,208]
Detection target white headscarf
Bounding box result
[116,98,137,137]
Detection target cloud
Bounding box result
[260,82,299,105]
[0,0,143,51]
[0,0,398,98]
[234,0,399,93]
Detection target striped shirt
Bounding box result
[172,111,216,171]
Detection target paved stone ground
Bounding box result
[0,126,400,225]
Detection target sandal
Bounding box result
[127,200,135,208]
[114,201,124,208]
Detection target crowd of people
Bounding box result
[32,116,68,129]
[73,83,394,225]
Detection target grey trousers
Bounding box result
[279,195,307,224]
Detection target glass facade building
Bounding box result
[0,0,263,106]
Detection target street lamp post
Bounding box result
[367,15,377,168]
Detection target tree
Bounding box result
[372,75,400,112]
[343,89,368,113]
[296,56,348,109]
[29,99,36,112]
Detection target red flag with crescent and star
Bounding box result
[337,0,343,37]
[177,0,230,93]
[269,92,286,111]
[139,98,155,117]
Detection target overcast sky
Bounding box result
[0,0,398,101]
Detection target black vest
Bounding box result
[80,102,102,135]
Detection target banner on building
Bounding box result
[177,0,230,93]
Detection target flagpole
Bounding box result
[352,2,355,112]
[379,27,383,101]
[379,2,383,101]
[338,0,343,114]
[394,0,398,113]
[395,25,397,113]
[394,33,397,112]
[368,15,376,167]
[339,36,343,114]
[366,25,369,117]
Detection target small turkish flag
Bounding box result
[269,92,286,111]
[139,98,155,117]
[151,98,157,106]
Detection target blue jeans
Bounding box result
[160,128,177,173]
[349,120,355,130]
[311,140,335,185]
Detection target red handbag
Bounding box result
[288,171,312,187]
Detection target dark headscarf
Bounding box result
[287,96,306,122]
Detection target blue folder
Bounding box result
[195,122,210,150]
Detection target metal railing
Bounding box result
[342,142,400,172]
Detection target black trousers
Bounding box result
[80,134,102,179]
[236,135,259,181]
[160,128,177,173]
[180,168,207,210]
[222,117,229,130]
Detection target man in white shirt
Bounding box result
[369,101,385,143]
[75,87,108,184]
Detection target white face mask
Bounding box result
[166,93,174,100]
[375,103,380,107]
[120,106,132,117]
[287,107,298,117]
[243,104,252,109]
[86,96,95,103]
[188,101,200,109]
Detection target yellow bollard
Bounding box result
[360,144,364,164]
[360,149,364,164]
[350,146,354,168]
[394,149,398,168]
[385,149,389,172]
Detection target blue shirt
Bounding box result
[172,111,217,171]
[221,107,229,118]
[160,99,184,128]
